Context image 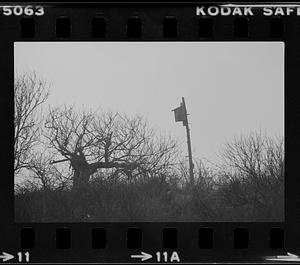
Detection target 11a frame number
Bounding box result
[156,251,180,262]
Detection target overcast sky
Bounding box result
[14,42,284,164]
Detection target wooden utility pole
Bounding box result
[182,97,195,186]
[181,97,194,186]
[173,97,194,186]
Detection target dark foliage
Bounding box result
[15,135,284,223]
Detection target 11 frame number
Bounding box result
[17,252,30,262]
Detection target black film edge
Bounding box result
[0,2,299,264]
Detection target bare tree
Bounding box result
[220,132,284,181]
[14,72,49,176]
[44,106,178,190]
[29,151,72,191]
[218,132,284,217]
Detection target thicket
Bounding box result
[15,132,284,222]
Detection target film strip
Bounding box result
[0,1,300,264]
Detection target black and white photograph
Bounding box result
[14,42,284,222]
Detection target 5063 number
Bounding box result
[1,6,45,16]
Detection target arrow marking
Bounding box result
[265,252,300,262]
[131,251,152,262]
[0,252,14,262]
